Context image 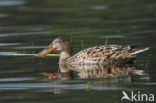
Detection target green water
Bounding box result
[0,0,156,103]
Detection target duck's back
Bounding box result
[65,45,149,65]
[65,45,131,64]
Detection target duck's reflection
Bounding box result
[41,63,145,80]
[69,64,145,79]
[41,64,73,80]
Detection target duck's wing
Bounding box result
[66,45,149,64]
[66,45,123,64]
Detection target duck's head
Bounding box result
[36,37,72,57]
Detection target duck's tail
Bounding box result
[131,47,150,55]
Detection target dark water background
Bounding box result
[0,0,156,103]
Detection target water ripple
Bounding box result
[0,43,20,46]
[0,0,25,6]
[0,14,8,18]
[92,5,108,10]
[0,78,35,82]
[0,31,50,37]
[0,83,122,91]
[100,35,125,39]
[15,46,46,49]
[0,52,16,56]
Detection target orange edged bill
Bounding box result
[36,46,56,57]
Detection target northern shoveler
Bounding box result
[36,37,149,65]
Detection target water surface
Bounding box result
[0,0,156,103]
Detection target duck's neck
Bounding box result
[59,49,71,63]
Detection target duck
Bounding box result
[36,37,149,65]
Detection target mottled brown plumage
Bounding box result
[65,45,149,65]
